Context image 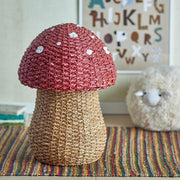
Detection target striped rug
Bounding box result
[0,126,180,177]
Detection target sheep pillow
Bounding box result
[126,66,180,131]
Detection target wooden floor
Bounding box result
[1,115,179,180]
[104,114,134,127]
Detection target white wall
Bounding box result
[0,0,179,103]
[0,0,77,102]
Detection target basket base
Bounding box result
[29,90,106,166]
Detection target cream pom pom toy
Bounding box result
[126,66,180,131]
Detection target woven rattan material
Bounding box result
[29,90,106,166]
[18,23,117,92]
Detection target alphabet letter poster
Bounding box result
[79,0,171,73]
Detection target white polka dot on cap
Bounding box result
[56,42,61,46]
[69,32,78,38]
[103,47,110,54]
[86,49,93,55]
[36,46,44,54]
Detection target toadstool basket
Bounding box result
[29,90,106,165]
[18,23,117,165]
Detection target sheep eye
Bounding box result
[159,94,162,97]
[144,92,147,95]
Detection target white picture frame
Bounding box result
[79,0,172,74]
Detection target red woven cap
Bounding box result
[18,23,117,91]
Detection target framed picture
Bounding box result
[79,0,172,74]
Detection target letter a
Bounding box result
[88,0,105,9]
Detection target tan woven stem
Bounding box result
[29,90,106,166]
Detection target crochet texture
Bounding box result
[18,23,117,92]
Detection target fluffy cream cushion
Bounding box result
[126,66,180,131]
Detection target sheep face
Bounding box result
[126,66,180,131]
[135,89,173,107]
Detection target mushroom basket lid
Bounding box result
[18,23,117,91]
